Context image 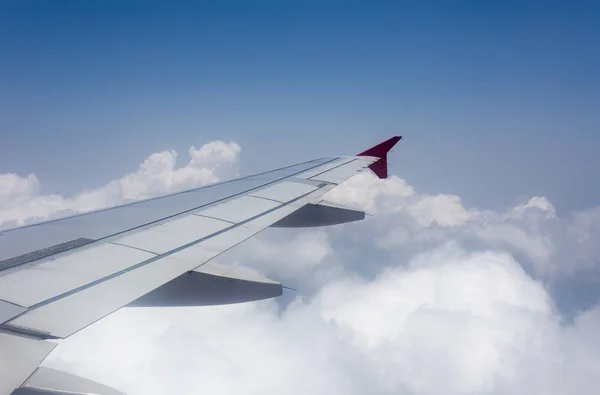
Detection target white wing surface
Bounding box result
[0,136,401,394]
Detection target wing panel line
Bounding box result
[107,242,160,256]
[245,195,285,204]
[191,213,236,225]
[0,157,339,273]
[307,158,359,180]
[0,157,334,235]
[13,185,328,316]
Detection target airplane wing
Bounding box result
[0,136,401,395]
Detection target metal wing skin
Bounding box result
[0,136,401,395]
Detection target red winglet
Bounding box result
[356,136,402,179]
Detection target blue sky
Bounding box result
[1,1,599,211]
[3,4,600,393]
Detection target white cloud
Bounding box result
[0,172,41,202]
[3,140,600,394]
[324,171,415,214]
[0,140,240,228]
[316,245,560,395]
[45,244,596,395]
[407,194,476,227]
[323,173,599,277]
[505,196,557,221]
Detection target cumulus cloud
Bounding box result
[3,140,600,394]
[322,172,592,278]
[45,244,598,395]
[0,140,240,228]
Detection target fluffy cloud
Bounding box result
[323,172,591,278]
[45,244,598,395]
[3,140,600,394]
[0,141,240,228]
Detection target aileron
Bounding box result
[0,333,57,395]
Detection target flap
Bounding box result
[15,367,125,395]
[128,261,282,307]
[270,200,365,228]
[0,334,57,395]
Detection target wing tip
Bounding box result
[356,135,402,159]
[356,135,402,179]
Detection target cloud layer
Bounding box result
[45,244,600,395]
[2,140,600,395]
[0,140,240,228]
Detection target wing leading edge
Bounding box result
[0,136,401,395]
